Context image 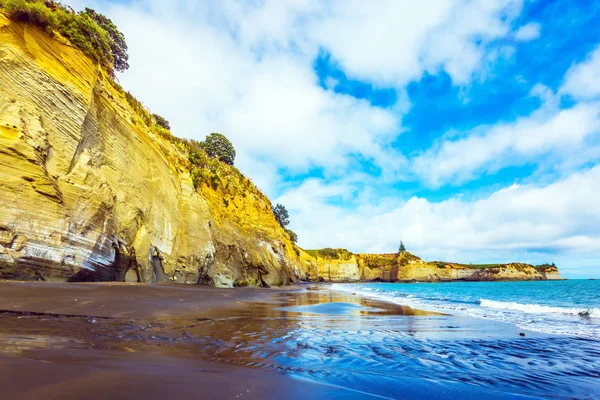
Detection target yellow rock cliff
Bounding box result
[0,15,304,286]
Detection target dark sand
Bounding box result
[0,281,421,400]
[0,281,564,399]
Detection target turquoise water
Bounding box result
[332,280,600,339]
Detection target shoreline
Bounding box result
[329,280,600,339]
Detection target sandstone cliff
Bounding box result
[300,249,562,282]
[0,15,304,286]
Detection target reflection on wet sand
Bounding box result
[0,285,454,374]
[274,288,440,316]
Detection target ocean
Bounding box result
[332,280,600,339]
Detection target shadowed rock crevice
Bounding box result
[151,248,168,283]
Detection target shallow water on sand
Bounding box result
[1,287,599,399]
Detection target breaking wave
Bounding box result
[480,299,600,319]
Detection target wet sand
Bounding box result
[0,350,376,400]
[0,281,430,400]
[0,281,597,399]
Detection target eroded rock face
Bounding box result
[0,16,303,286]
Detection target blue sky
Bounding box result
[75,0,600,278]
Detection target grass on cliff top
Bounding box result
[534,263,557,269]
[0,0,115,73]
[433,262,558,269]
[433,261,504,269]
[360,253,397,269]
[305,248,353,260]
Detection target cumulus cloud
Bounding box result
[412,92,600,187]
[313,0,525,85]
[514,22,541,41]
[411,44,600,189]
[561,45,600,100]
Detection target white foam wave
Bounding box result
[480,299,600,319]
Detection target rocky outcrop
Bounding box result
[0,15,303,287]
[299,250,361,282]
[301,249,562,282]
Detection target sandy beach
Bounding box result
[0,281,598,399]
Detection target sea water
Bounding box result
[332,280,600,339]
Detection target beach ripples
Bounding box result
[154,310,600,399]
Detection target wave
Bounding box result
[480,299,600,319]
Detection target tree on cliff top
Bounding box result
[273,204,290,227]
[273,204,298,243]
[82,8,129,72]
[201,133,236,165]
[398,241,406,253]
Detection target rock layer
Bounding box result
[0,16,303,286]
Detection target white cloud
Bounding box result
[412,87,600,187]
[313,0,524,86]
[561,46,600,100]
[282,167,600,277]
[514,22,541,41]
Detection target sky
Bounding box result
[69,0,600,278]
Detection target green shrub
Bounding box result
[285,228,298,243]
[2,0,56,32]
[190,167,201,189]
[210,174,219,190]
[273,203,290,227]
[153,125,172,140]
[56,11,113,70]
[124,91,152,127]
[152,113,171,130]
